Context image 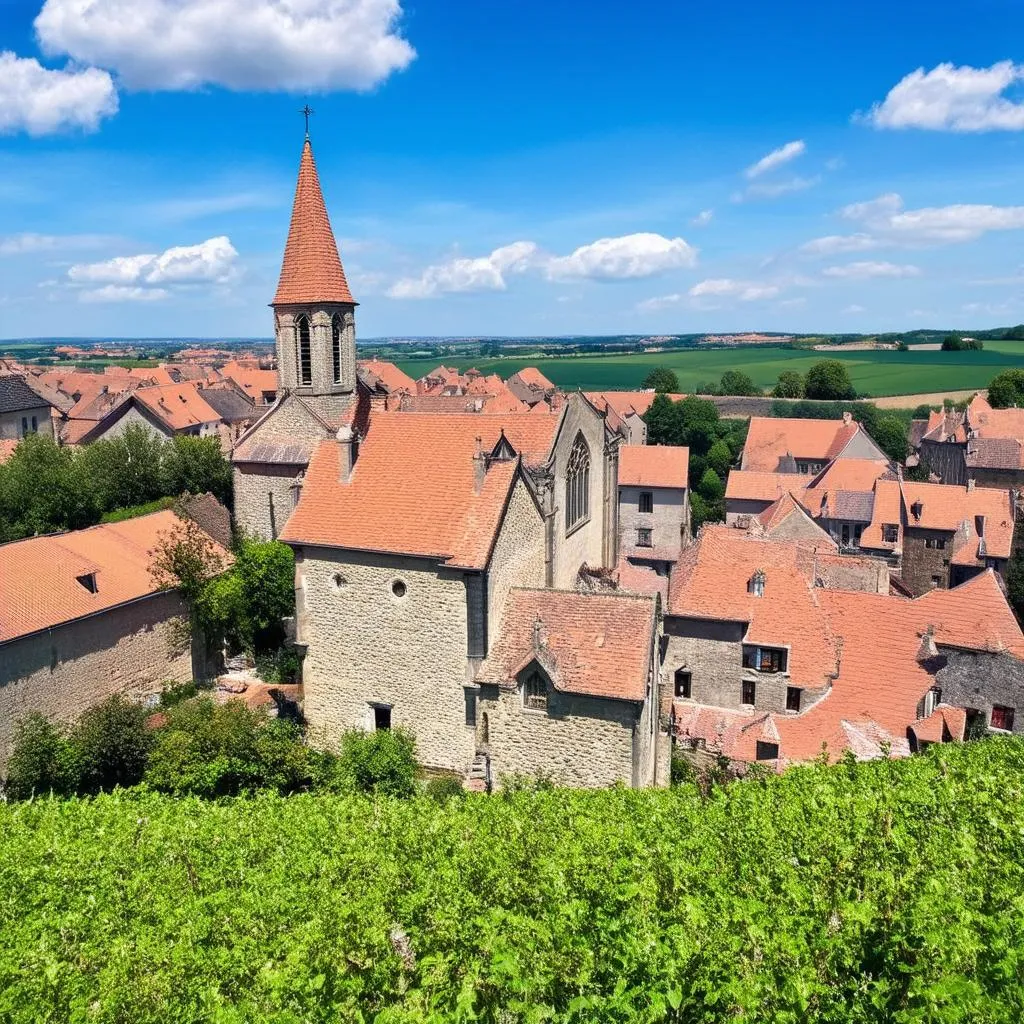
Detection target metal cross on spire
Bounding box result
[300,104,314,139]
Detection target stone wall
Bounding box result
[477,683,640,788]
[0,404,53,440]
[234,463,304,540]
[296,546,478,773]
[968,467,1024,489]
[934,650,1024,735]
[900,528,952,595]
[0,592,193,764]
[274,305,357,395]
[618,485,686,554]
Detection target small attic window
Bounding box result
[748,570,766,597]
[76,572,98,594]
[911,500,924,520]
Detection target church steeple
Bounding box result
[272,136,357,397]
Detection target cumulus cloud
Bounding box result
[822,261,922,280]
[387,241,538,299]
[862,61,1024,132]
[0,232,114,255]
[690,209,714,227]
[0,51,117,136]
[79,285,170,303]
[689,278,780,301]
[798,233,877,256]
[546,232,697,281]
[68,234,237,294]
[35,0,415,92]
[745,140,806,178]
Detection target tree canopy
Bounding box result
[771,370,805,399]
[804,360,857,401]
[641,367,680,393]
[987,370,1024,409]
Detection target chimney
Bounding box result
[916,625,938,663]
[967,478,976,491]
[473,435,487,494]
[842,411,853,425]
[337,424,355,483]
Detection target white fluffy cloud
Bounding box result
[546,232,697,281]
[387,241,539,299]
[798,233,876,256]
[689,278,779,301]
[79,285,170,303]
[863,61,1024,132]
[0,51,116,136]
[35,0,415,92]
[745,140,806,178]
[68,236,238,286]
[822,261,922,280]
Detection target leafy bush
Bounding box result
[2,715,79,799]
[2,740,1024,1021]
[771,369,804,398]
[100,495,177,524]
[640,366,680,393]
[71,695,153,795]
[332,728,418,798]
[423,775,466,803]
[805,359,857,400]
[254,646,303,684]
[144,697,314,798]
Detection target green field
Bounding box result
[395,341,1024,398]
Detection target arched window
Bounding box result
[295,314,312,386]
[522,670,548,711]
[331,313,343,385]
[565,432,591,532]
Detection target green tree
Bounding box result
[233,540,296,653]
[331,728,419,798]
[79,424,165,513]
[161,435,233,506]
[643,393,681,446]
[771,370,804,399]
[987,370,1024,409]
[641,367,680,393]
[805,359,856,400]
[718,370,759,396]
[705,439,733,478]
[871,416,910,464]
[697,467,724,503]
[71,695,153,795]
[3,715,79,799]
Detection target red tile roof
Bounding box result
[0,510,230,644]
[220,362,280,401]
[475,587,656,702]
[618,445,689,488]
[357,359,416,395]
[273,139,355,306]
[280,412,560,568]
[584,391,687,419]
[133,382,222,432]
[725,470,803,502]
[0,439,18,464]
[509,367,555,391]
[741,416,865,472]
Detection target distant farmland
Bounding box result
[395,341,1024,399]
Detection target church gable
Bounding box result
[232,393,334,465]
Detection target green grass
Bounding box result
[396,341,1024,397]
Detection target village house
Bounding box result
[0,374,65,441]
[740,413,888,474]
[585,390,688,446]
[0,506,228,763]
[617,444,690,570]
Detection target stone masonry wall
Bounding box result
[618,485,686,554]
[297,547,477,773]
[935,650,1024,735]
[485,477,546,646]
[477,683,639,788]
[900,528,952,595]
[0,592,192,764]
[234,463,304,540]
[0,405,54,440]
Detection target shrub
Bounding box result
[71,695,153,794]
[424,775,467,803]
[333,728,418,798]
[771,370,804,398]
[3,714,79,799]
[144,698,314,797]
[718,369,760,396]
[100,496,176,524]
[254,646,303,684]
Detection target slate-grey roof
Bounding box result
[0,374,56,414]
[833,489,875,522]
[200,387,255,423]
[234,440,313,465]
[965,437,1024,471]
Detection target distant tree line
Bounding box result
[642,359,859,402]
[941,335,984,351]
[0,425,233,543]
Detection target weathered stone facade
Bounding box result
[0,402,53,440]
[901,527,954,594]
[0,592,194,763]
[934,650,1024,735]
[618,484,688,555]
[234,461,305,540]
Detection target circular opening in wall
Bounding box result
[332,572,348,591]
[391,579,407,599]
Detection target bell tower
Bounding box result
[271,133,358,413]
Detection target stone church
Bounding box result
[233,137,669,788]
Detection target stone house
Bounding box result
[0,508,228,764]
[0,374,61,440]
[617,444,690,570]
[740,414,888,474]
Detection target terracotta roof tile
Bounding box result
[618,445,689,488]
[273,139,355,306]
[900,480,1014,561]
[584,391,688,419]
[280,411,560,568]
[475,587,656,702]
[726,470,804,502]
[133,382,222,432]
[220,362,280,401]
[0,510,230,644]
[357,359,416,395]
[740,416,866,472]
[0,439,18,464]
[509,367,555,391]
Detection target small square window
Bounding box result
[786,686,801,712]
[638,491,653,514]
[931,575,943,588]
[991,705,1015,731]
[373,705,392,731]
[742,679,756,706]
[883,524,899,543]
[674,669,691,699]
[755,741,779,761]
[636,528,653,547]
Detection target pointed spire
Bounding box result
[273,139,356,306]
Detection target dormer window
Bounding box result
[883,524,899,544]
[76,572,98,594]
[748,570,765,597]
[911,500,923,520]
[522,669,548,711]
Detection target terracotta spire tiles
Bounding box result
[273,139,356,306]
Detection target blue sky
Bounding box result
[1,0,1024,339]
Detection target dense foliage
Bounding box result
[941,334,983,351]
[0,426,233,541]
[641,367,681,393]
[1,739,1022,1021]
[804,359,857,400]
[987,368,1024,409]
[644,395,747,528]
[771,369,805,398]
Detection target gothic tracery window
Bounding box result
[565,432,591,532]
[296,314,312,386]
[331,313,343,385]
